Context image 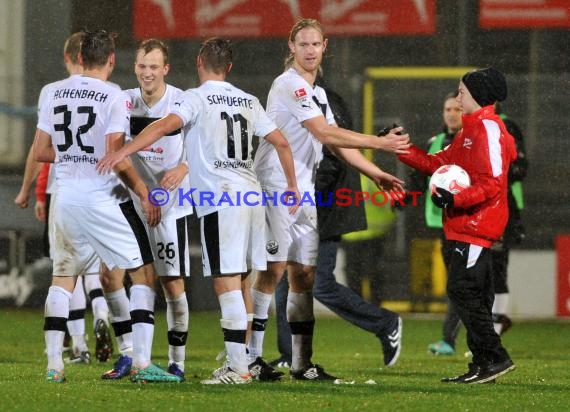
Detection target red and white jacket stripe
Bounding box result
[399,105,517,248]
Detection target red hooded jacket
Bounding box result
[399,105,517,248]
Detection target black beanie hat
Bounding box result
[461,67,507,107]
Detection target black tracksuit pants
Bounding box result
[442,237,511,345]
[446,241,511,367]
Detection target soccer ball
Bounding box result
[429,164,471,194]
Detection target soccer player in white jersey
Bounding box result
[33,30,180,383]
[100,39,192,381]
[97,37,300,384]
[250,19,409,380]
[14,32,113,364]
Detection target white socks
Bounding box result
[84,274,110,329]
[166,293,189,370]
[218,290,248,375]
[287,291,315,371]
[68,277,87,353]
[247,288,273,362]
[492,293,510,334]
[44,286,72,372]
[104,288,133,355]
[130,285,156,368]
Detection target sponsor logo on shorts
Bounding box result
[266,240,279,255]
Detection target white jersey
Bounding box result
[254,68,335,193]
[37,75,131,205]
[171,80,277,218]
[125,85,192,218]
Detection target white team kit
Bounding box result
[126,85,193,277]
[39,76,99,274]
[170,80,277,276]
[37,75,154,275]
[254,68,335,265]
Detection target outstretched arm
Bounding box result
[303,116,410,154]
[331,146,405,193]
[97,114,184,174]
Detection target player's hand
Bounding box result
[14,190,30,209]
[283,186,301,215]
[377,127,410,154]
[431,187,454,209]
[160,164,188,192]
[34,201,47,222]
[372,171,406,193]
[140,193,161,227]
[96,151,127,174]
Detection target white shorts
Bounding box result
[48,193,99,276]
[200,204,266,277]
[264,199,319,266]
[146,214,191,277]
[52,199,154,274]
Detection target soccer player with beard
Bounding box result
[249,19,409,380]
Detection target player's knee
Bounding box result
[289,266,314,292]
[255,266,284,292]
[160,276,185,298]
[129,263,157,287]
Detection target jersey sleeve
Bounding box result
[106,91,131,135]
[253,98,277,139]
[36,88,53,134]
[454,121,505,209]
[37,84,51,118]
[398,145,447,176]
[170,89,201,127]
[276,78,325,123]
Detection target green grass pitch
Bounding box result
[1,309,570,411]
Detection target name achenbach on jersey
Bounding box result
[54,89,108,103]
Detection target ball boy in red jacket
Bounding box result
[399,67,517,384]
